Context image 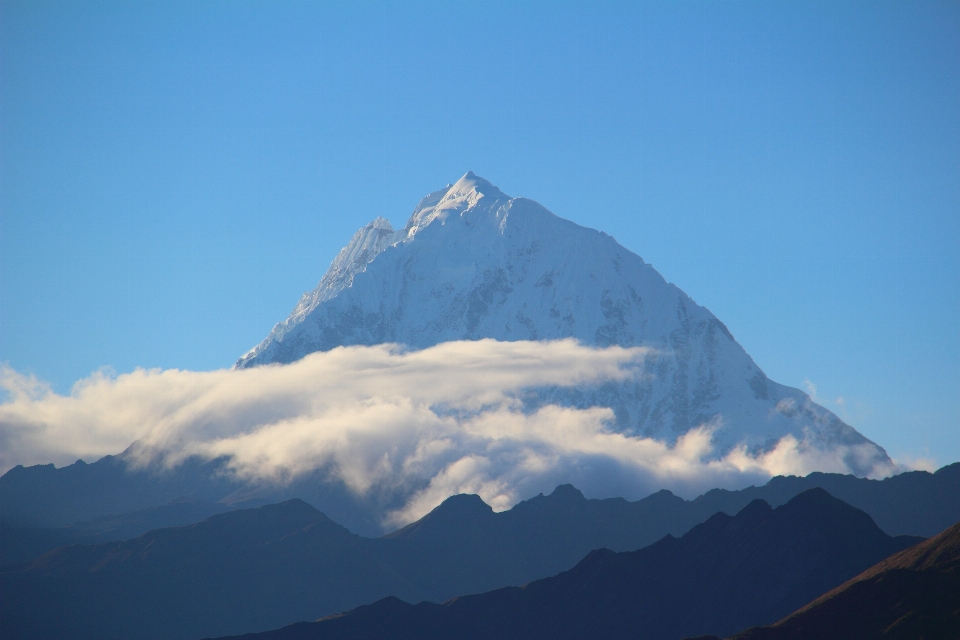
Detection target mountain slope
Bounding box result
[729,520,960,640]
[0,501,418,640]
[211,489,922,640]
[236,172,889,474]
[0,496,230,564]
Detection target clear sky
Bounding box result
[1,1,958,467]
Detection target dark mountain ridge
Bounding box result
[0,454,960,537]
[0,454,239,528]
[0,456,960,564]
[209,489,923,640]
[2,485,926,640]
[697,462,960,539]
[0,496,230,564]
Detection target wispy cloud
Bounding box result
[0,340,892,527]
[891,453,938,473]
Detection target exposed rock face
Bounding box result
[237,173,890,475]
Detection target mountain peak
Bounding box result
[435,492,494,515]
[547,484,586,501]
[382,493,494,541]
[403,172,510,236]
[448,171,502,197]
[234,173,892,478]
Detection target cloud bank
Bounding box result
[0,339,889,526]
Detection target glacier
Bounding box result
[237,172,891,476]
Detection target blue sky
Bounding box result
[1,0,958,467]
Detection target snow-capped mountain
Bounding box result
[238,173,891,475]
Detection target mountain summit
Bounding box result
[237,173,890,475]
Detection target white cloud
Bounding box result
[0,339,891,528]
[891,454,938,473]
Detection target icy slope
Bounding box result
[237,173,891,475]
